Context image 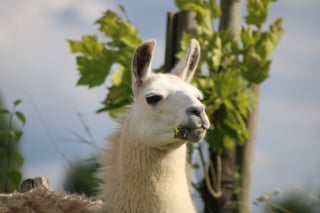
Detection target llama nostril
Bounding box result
[187,106,204,117]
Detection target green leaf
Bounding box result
[8,130,16,139]
[236,90,256,117]
[194,77,214,92]
[223,135,234,149]
[233,109,249,142]
[0,109,10,114]
[208,0,221,19]
[256,34,274,60]
[14,152,24,167]
[108,105,130,118]
[14,99,22,107]
[245,0,273,29]
[241,26,256,48]
[268,18,285,48]
[206,128,224,154]
[83,35,104,56]
[176,32,193,59]
[15,111,26,125]
[69,35,115,88]
[68,35,105,56]
[242,52,271,84]
[111,66,126,86]
[75,53,112,87]
[68,39,84,54]
[96,10,141,48]
[14,130,24,141]
[118,4,127,19]
[214,71,244,99]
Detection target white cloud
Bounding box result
[0,0,114,49]
[47,0,114,20]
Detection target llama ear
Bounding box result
[131,40,156,95]
[171,39,200,83]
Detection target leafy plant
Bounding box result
[254,189,320,213]
[0,99,26,193]
[63,157,100,197]
[62,113,100,197]
[68,0,283,152]
[176,0,283,154]
[68,9,141,116]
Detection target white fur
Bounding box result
[98,39,209,213]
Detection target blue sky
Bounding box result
[1,0,319,211]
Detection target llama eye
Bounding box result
[146,95,163,105]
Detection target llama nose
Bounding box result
[187,105,204,117]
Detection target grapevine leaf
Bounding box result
[15,111,26,126]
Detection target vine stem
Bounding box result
[4,106,15,193]
[197,145,222,198]
[204,156,222,198]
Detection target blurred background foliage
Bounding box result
[63,156,100,197]
[0,96,25,193]
[255,189,320,213]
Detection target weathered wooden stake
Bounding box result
[164,11,198,73]
[20,177,50,192]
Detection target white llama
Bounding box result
[0,39,209,213]
[98,39,210,213]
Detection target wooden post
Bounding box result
[237,84,260,213]
[202,1,242,213]
[219,1,260,212]
[164,11,198,72]
[20,177,50,192]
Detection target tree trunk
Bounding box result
[202,1,242,213]
[237,84,260,213]
[201,148,237,213]
[219,1,260,212]
[219,0,241,42]
[164,11,198,72]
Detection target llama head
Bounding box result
[130,39,210,149]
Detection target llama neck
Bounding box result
[100,114,195,213]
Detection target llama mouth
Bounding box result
[173,125,207,143]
